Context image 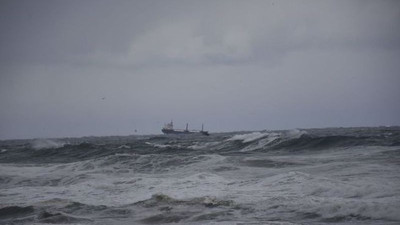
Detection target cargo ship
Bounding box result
[161,121,209,136]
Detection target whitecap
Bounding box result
[117,145,131,149]
[226,132,270,143]
[145,142,171,148]
[283,129,308,139]
[240,134,280,152]
[31,139,65,150]
[188,141,221,150]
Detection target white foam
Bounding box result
[226,130,307,150]
[2,136,399,224]
[251,169,400,221]
[283,129,307,139]
[31,139,65,150]
[117,145,130,149]
[145,142,171,148]
[303,196,400,221]
[240,134,280,152]
[188,141,221,150]
[226,132,270,143]
[136,172,230,202]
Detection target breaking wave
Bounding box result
[223,128,400,152]
[1,128,399,164]
[1,127,399,225]
[226,132,270,143]
[31,139,65,150]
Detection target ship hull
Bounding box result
[162,129,209,136]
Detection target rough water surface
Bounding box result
[0,127,399,225]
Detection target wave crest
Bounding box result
[135,193,234,208]
[31,139,65,150]
[226,132,270,143]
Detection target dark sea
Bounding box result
[1,127,399,225]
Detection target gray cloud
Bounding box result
[1,0,399,139]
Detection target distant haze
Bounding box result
[1,0,399,139]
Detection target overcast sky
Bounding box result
[1,0,399,139]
